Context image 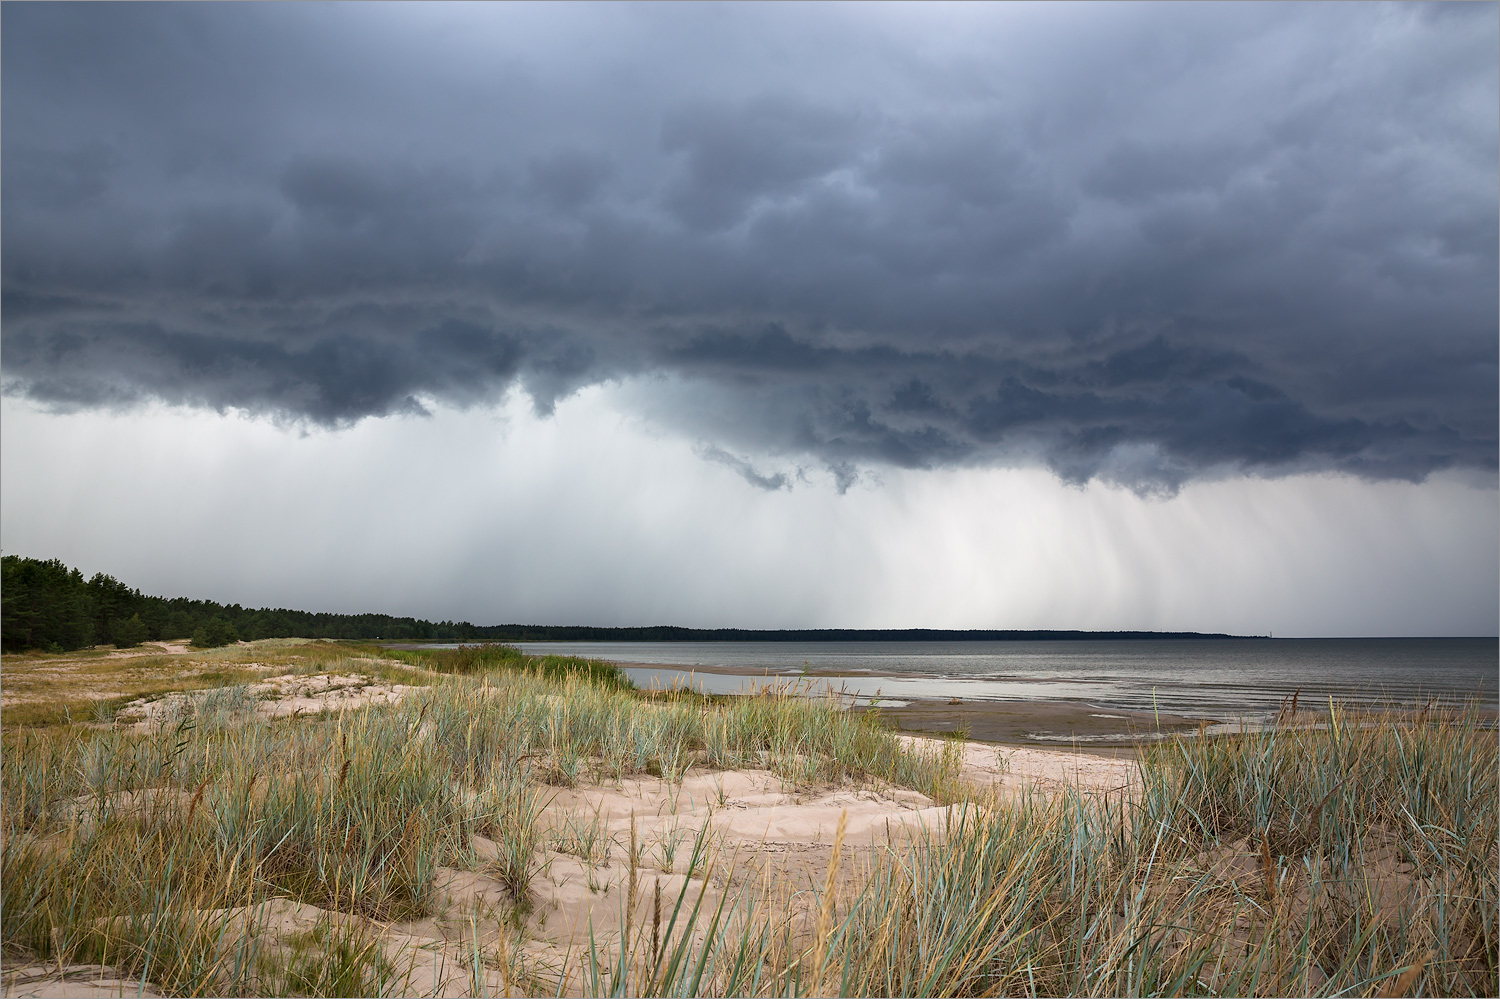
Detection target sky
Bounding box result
[2,2,1496,636]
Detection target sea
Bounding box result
[504,638,1498,722]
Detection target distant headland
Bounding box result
[426,625,1238,642]
[1,555,1237,652]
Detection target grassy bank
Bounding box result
[1,640,1494,996]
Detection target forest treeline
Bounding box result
[0,556,486,652]
[1,555,1236,653]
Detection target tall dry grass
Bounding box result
[3,644,1493,997]
[1,658,959,995]
[574,706,1496,998]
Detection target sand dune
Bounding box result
[3,707,1133,998]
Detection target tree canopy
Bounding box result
[0,556,488,652]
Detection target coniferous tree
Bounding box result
[113,614,150,648]
[190,617,239,649]
[1,557,95,651]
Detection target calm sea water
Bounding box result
[508,639,1498,721]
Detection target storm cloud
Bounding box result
[4,3,1495,492]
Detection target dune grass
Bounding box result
[0,653,961,995]
[2,641,1494,997]
[586,705,1494,999]
[378,641,633,691]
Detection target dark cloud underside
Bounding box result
[3,3,1495,491]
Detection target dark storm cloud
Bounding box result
[3,3,1495,491]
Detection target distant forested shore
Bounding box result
[408,625,1236,643]
[0,555,1234,653]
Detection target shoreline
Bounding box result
[598,658,1499,751]
[606,660,1211,751]
[381,639,1500,726]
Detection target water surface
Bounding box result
[508,638,1496,721]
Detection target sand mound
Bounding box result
[907,736,1140,796]
[113,672,415,729]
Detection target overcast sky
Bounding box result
[3,3,1496,636]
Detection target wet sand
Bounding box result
[860,697,1204,750]
[611,660,1207,750]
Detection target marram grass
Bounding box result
[2,645,1494,997]
[578,705,1495,999]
